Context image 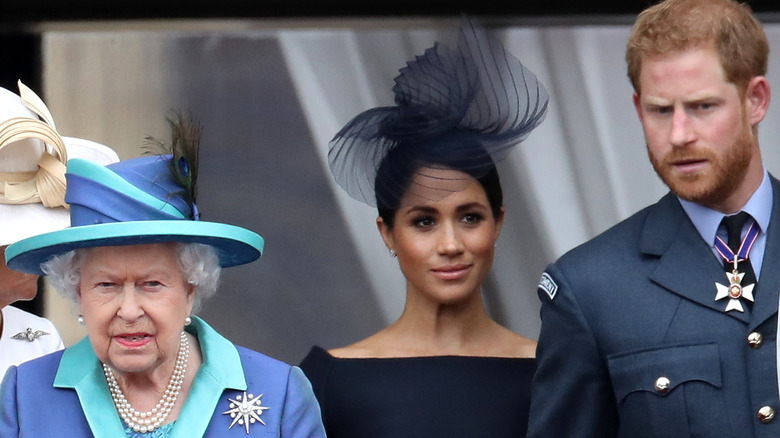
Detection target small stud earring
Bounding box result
[389,249,396,258]
[77,315,85,325]
[184,316,192,326]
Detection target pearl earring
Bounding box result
[389,249,396,258]
[184,316,192,326]
[77,315,85,325]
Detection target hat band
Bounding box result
[66,173,186,225]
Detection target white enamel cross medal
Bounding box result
[715,258,755,312]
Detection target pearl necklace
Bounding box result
[103,331,190,433]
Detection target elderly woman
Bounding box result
[299,18,548,437]
[0,118,325,437]
[0,81,119,377]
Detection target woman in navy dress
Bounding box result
[300,17,549,437]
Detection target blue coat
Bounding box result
[0,317,326,437]
[528,181,780,438]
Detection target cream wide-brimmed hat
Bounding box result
[0,81,119,247]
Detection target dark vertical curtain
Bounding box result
[2,32,44,317]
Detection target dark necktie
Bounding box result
[721,211,757,287]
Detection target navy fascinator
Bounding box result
[328,16,550,208]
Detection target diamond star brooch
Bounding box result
[223,391,270,434]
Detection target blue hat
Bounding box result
[6,154,263,275]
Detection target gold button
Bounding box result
[748,332,763,349]
[654,376,671,394]
[758,406,775,423]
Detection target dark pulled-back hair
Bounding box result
[375,129,504,228]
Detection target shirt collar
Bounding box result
[679,169,773,244]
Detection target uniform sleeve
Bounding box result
[0,365,20,437]
[280,366,326,438]
[527,263,619,438]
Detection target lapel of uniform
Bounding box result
[643,192,751,324]
[749,175,780,330]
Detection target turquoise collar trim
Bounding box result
[53,316,246,438]
[54,337,126,437]
[172,316,246,437]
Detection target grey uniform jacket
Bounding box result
[528,178,780,438]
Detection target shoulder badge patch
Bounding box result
[538,272,558,300]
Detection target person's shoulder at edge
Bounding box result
[3,305,64,344]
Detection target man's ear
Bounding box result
[745,76,771,126]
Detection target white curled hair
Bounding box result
[41,242,221,313]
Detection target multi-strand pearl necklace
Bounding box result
[103,331,190,433]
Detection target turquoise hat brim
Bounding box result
[6,220,264,275]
